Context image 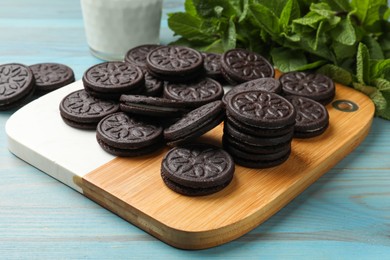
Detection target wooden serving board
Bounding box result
[6,79,374,249]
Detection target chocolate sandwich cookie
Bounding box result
[202,52,223,81]
[119,95,189,117]
[142,71,164,97]
[222,134,291,154]
[222,78,282,105]
[285,95,329,138]
[224,121,294,147]
[124,44,160,69]
[226,110,294,137]
[280,71,335,105]
[220,48,274,85]
[59,89,119,129]
[96,112,163,156]
[164,101,225,146]
[30,63,75,92]
[0,63,35,110]
[83,62,144,100]
[146,46,204,82]
[163,77,224,108]
[227,90,296,128]
[161,144,234,196]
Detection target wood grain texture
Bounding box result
[81,83,374,249]
[1,0,390,258]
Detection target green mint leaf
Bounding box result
[279,0,294,30]
[331,16,356,46]
[373,78,390,92]
[295,60,327,70]
[377,91,390,119]
[324,0,351,11]
[332,42,357,62]
[239,0,250,22]
[310,3,334,18]
[270,47,307,72]
[248,3,280,37]
[193,0,237,18]
[222,16,237,50]
[317,64,354,85]
[200,39,224,53]
[251,0,290,17]
[293,12,324,30]
[353,82,387,111]
[168,13,214,43]
[356,42,370,84]
[350,0,387,27]
[185,0,197,16]
[363,36,384,59]
[370,59,390,80]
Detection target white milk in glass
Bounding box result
[81,0,163,61]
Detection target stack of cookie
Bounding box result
[223,90,296,168]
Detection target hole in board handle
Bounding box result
[332,100,359,112]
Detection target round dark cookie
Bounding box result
[146,46,204,77]
[142,71,163,96]
[84,83,144,100]
[284,95,329,132]
[279,71,335,105]
[0,63,35,110]
[224,141,291,162]
[82,62,144,97]
[96,112,163,151]
[227,90,296,128]
[223,121,293,147]
[222,135,291,154]
[59,89,119,129]
[97,137,164,157]
[30,63,75,92]
[221,48,274,84]
[223,78,281,105]
[294,123,329,138]
[119,95,189,117]
[161,170,232,196]
[164,100,224,141]
[163,77,224,108]
[161,144,234,189]
[229,149,291,169]
[124,44,160,69]
[202,52,223,80]
[226,111,295,137]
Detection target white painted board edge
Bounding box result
[5,80,115,192]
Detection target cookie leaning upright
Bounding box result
[82,61,144,100]
[146,46,204,82]
[0,63,35,110]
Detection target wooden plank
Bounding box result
[81,83,375,249]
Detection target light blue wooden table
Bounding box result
[1,0,389,258]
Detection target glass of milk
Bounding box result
[80,0,163,61]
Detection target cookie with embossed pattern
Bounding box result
[146,46,204,82]
[202,52,223,81]
[285,95,329,138]
[280,71,335,105]
[227,90,296,128]
[163,77,224,108]
[59,89,119,129]
[30,63,75,92]
[96,112,163,156]
[142,71,164,97]
[164,101,225,146]
[124,44,160,69]
[83,62,144,100]
[119,94,189,117]
[222,78,282,105]
[161,143,234,196]
[0,63,35,110]
[220,49,274,85]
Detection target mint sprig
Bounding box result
[168,0,390,119]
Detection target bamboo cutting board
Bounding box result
[6,79,374,249]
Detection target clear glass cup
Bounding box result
[80,0,163,61]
